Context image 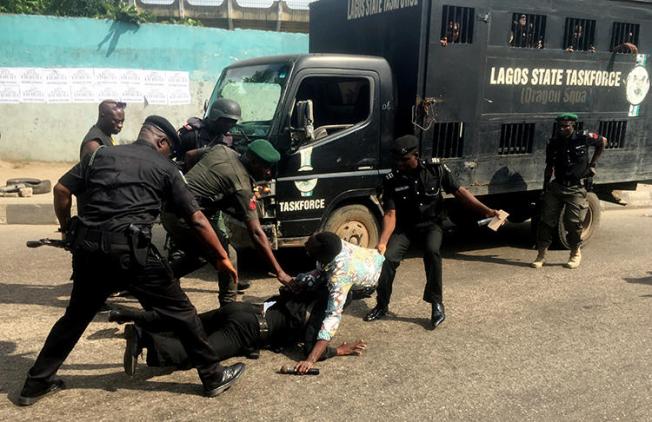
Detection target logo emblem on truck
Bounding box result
[625,65,650,106]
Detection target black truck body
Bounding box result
[210,0,652,248]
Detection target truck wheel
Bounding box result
[6,178,52,195]
[323,204,379,248]
[556,192,601,249]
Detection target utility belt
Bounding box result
[71,222,153,267]
[554,178,582,188]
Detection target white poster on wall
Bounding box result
[0,67,191,105]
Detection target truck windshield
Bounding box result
[207,62,291,138]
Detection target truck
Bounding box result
[208,0,652,249]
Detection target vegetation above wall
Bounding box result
[0,0,201,25]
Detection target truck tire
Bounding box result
[556,192,601,249]
[6,178,52,195]
[323,204,379,248]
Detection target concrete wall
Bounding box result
[0,14,308,161]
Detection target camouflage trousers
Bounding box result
[536,181,588,250]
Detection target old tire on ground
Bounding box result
[6,178,52,195]
[323,204,379,248]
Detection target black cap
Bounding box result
[144,115,182,156]
[391,135,419,157]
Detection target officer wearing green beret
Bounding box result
[161,139,293,306]
[531,113,607,269]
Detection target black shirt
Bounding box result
[59,140,199,232]
[80,125,114,159]
[546,130,602,183]
[382,159,460,229]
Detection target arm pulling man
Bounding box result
[162,139,292,306]
[365,134,499,329]
[531,113,607,269]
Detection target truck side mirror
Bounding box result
[289,100,315,151]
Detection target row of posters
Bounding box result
[0,67,191,105]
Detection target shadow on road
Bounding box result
[0,282,72,308]
[624,272,652,287]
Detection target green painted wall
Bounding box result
[0,14,308,161]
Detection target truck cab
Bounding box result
[206,54,394,247]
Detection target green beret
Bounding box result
[247,139,281,164]
[556,113,578,121]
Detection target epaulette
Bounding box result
[430,157,441,165]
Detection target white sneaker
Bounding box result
[530,249,547,269]
[565,248,581,269]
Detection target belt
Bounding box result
[254,307,270,347]
[79,228,130,245]
[555,179,581,187]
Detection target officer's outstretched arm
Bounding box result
[53,182,73,232]
[377,209,397,255]
[245,218,292,285]
[453,187,498,218]
[188,210,238,283]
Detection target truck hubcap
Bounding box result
[335,221,369,247]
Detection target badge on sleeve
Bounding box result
[249,196,257,210]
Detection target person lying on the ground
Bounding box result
[287,232,384,374]
[110,282,367,375]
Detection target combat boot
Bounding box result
[530,248,547,268]
[565,247,581,269]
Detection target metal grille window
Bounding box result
[440,5,474,45]
[610,22,640,52]
[563,18,596,51]
[432,122,464,158]
[510,13,546,49]
[599,120,627,149]
[499,123,535,155]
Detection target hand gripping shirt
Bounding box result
[294,240,385,341]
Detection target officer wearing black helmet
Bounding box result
[364,135,499,329]
[18,115,245,406]
[531,113,607,269]
[177,98,242,168]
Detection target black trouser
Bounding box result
[376,224,444,308]
[143,303,265,368]
[536,181,588,250]
[162,211,237,305]
[22,245,223,394]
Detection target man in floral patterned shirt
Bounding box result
[291,231,384,374]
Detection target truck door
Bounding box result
[275,70,382,245]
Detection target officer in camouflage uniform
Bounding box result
[162,140,292,306]
[532,113,607,269]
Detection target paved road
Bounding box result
[1,209,651,421]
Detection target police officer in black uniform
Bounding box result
[79,99,126,159]
[18,116,245,406]
[364,135,499,329]
[531,113,606,269]
[177,98,242,168]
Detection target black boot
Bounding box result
[108,308,145,324]
[364,305,388,321]
[203,363,246,397]
[430,302,445,330]
[18,378,66,406]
